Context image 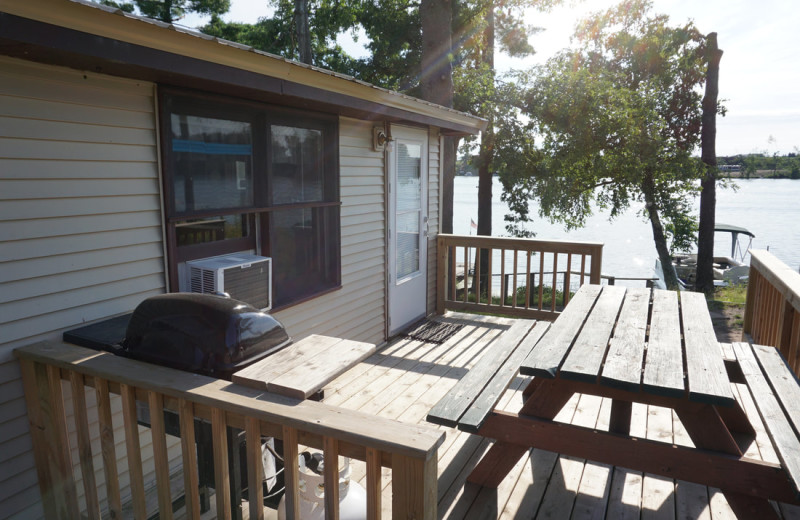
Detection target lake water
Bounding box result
[452,176,800,282]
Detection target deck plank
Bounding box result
[560,285,627,383]
[641,405,676,520]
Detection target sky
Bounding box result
[181,0,800,157]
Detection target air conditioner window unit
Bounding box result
[185,253,272,310]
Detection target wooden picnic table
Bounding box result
[428,284,800,518]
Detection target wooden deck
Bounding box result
[322,312,800,520]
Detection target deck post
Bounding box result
[589,244,603,284]
[436,236,447,314]
[19,359,80,519]
[392,453,437,519]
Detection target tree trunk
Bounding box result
[420,0,456,233]
[643,175,680,290]
[477,4,495,239]
[695,32,723,294]
[294,0,312,64]
[441,137,457,233]
[471,4,494,298]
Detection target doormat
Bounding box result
[402,319,464,344]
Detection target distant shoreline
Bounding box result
[722,170,798,179]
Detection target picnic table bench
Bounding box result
[428,284,800,518]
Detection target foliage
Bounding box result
[464,284,572,310]
[99,0,229,23]
[496,0,711,287]
[200,1,363,74]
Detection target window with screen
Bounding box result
[160,90,341,309]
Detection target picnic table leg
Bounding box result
[724,493,781,519]
[675,402,778,518]
[467,379,574,487]
[674,402,741,455]
[609,400,632,434]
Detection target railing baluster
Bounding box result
[120,383,147,520]
[69,372,100,520]
[512,249,518,309]
[211,408,232,520]
[538,252,545,311]
[366,448,382,520]
[245,417,264,520]
[475,247,481,303]
[179,399,201,520]
[463,246,469,304]
[580,254,587,286]
[324,437,340,520]
[500,249,506,307]
[525,250,532,310]
[449,245,456,301]
[551,254,558,312]
[95,377,123,520]
[148,392,173,520]
[565,254,572,305]
[283,426,300,520]
[486,248,493,305]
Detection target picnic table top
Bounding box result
[519,284,735,406]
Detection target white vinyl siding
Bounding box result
[0,57,169,519]
[427,129,441,314]
[273,117,387,345]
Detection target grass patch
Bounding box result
[713,284,748,305]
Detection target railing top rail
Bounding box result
[15,341,444,461]
[750,249,800,313]
[438,234,604,254]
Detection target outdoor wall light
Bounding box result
[373,124,394,151]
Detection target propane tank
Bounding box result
[278,452,367,520]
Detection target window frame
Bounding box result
[158,87,341,310]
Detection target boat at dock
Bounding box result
[655,223,755,289]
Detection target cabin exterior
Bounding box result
[0,1,485,517]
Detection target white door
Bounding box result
[388,126,429,335]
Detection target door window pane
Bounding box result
[396,142,422,280]
[396,213,420,279]
[397,143,421,212]
[271,126,324,204]
[170,114,253,213]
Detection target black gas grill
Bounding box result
[64,293,291,518]
[122,293,291,379]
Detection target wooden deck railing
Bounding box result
[743,249,800,375]
[15,341,443,520]
[436,234,603,321]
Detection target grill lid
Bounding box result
[123,293,290,379]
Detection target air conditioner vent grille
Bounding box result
[189,267,217,294]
